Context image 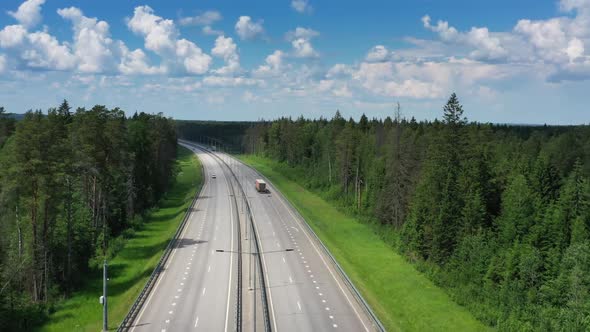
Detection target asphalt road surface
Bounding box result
[129,142,375,331]
[130,144,239,332]
[216,148,375,332]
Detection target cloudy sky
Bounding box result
[0,0,589,124]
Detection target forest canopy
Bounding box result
[229,94,590,331]
[0,102,177,330]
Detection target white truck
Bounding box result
[255,179,267,193]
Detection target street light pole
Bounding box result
[103,259,108,331]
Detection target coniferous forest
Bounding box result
[232,94,590,330]
[0,102,177,330]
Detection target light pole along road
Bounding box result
[129,144,240,332]
[184,139,378,332]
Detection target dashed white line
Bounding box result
[297,301,302,311]
[194,316,199,327]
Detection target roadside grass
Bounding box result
[239,155,490,332]
[39,146,202,332]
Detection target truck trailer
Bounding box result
[255,179,267,192]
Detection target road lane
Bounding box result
[130,146,238,332]
[214,147,376,332]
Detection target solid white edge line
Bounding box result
[131,145,208,332]
[274,180,370,332]
[223,162,235,332]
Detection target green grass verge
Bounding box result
[239,155,490,332]
[39,146,202,332]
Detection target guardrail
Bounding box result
[235,157,387,332]
[181,141,244,331]
[117,143,205,331]
[183,140,272,332]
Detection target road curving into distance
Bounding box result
[181,140,380,332]
[128,144,239,332]
[125,140,379,331]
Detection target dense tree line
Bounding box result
[0,102,177,330]
[239,94,590,331]
[176,120,253,151]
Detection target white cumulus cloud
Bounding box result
[211,35,240,75]
[291,0,312,13]
[235,16,264,40]
[8,0,45,29]
[127,6,211,75]
[253,50,285,77]
[58,7,118,73]
[286,27,319,58]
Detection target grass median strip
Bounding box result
[39,145,202,332]
[239,155,489,332]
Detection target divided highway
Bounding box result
[125,141,379,331]
[128,145,239,331]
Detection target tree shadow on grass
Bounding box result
[116,239,170,261]
[148,209,186,223]
[108,265,153,297]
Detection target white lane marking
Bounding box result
[194,316,199,327]
[333,324,338,328]
[329,315,334,319]
[169,311,173,314]
[223,165,236,332]
[130,171,210,332]
[172,302,176,306]
[208,265,211,272]
[282,256,286,263]
[289,276,293,283]
[166,319,170,323]
[326,307,330,311]
[202,288,206,295]
[297,301,302,311]
[291,226,299,232]
[274,188,370,331]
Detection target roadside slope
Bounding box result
[240,155,489,332]
[39,146,202,332]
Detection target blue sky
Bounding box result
[0,0,589,124]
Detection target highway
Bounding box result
[127,141,377,331]
[129,144,239,332]
[224,150,375,332]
